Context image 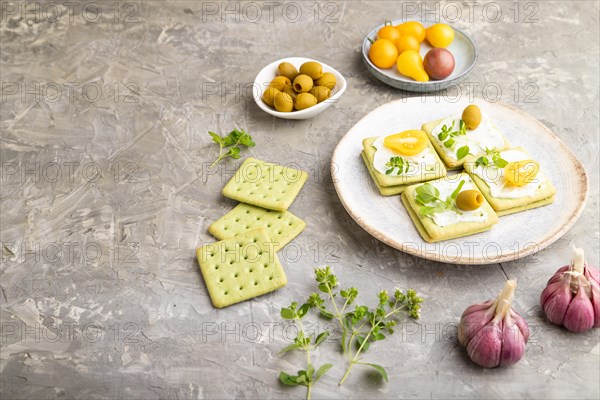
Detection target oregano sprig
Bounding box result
[278,301,332,400]
[306,267,423,386]
[475,148,508,168]
[415,180,465,217]
[385,156,411,175]
[437,120,470,160]
[208,128,255,167]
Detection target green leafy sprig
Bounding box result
[475,148,508,168]
[385,156,411,175]
[415,180,465,217]
[208,128,255,167]
[306,267,423,386]
[278,302,332,400]
[437,120,470,160]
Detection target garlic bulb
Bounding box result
[458,280,530,368]
[540,245,600,332]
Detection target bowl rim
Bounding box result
[361,20,478,87]
[253,56,347,118]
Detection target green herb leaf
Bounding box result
[356,335,371,352]
[295,371,308,385]
[444,138,455,148]
[208,128,255,167]
[475,156,489,166]
[319,309,334,319]
[364,363,388,382]
[281,308,296,320]
[438,131,448,141]
[315,363,333,382]
[451,180,465,199]
[279,343,302,355]
[297,303,311,319]
[208,131,223,145]
[279,371,299,386]
[314,331,330,346]
[456,146,470,159]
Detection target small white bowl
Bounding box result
[253,57,347,120]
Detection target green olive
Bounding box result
[315,72,336,90]
[269,76,291,91]
[293,74,314,93]
[283,86,297,101]
[456,190,484,211]
[277,62,299,81]
[294,93,318,111]
[309,86,331,103]
[299,61,323,80]
[262,86,280,107]
[462,105,482,130]
[274,92,294,112]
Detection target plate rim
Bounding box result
[361,20,478,91]
[331,99,589,265]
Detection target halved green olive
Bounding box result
[269,76,291,91]
[293,74,313,93]
[456,190,484,211]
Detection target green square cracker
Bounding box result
[361,151,407,196]
[462,148,556,216]
[208,203,306,251]
[222,158,308,211]
[362,137,447,189]
[422,118,510,169]
[196,228,287,308]
[401,173,499,243]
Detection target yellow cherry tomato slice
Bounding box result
[504,160,540,187]
[383,130,429,156]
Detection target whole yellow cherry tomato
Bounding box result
[396,50,429,82]
[369,38,399,69]
[395,35,420,54]
[395,21,426,42]
[383,130,429,155]
[378,24,401,42]
[426,23,455,48]
[504,160,540,187]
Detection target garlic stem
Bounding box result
[571,245,585,275]
[494,280,517,317]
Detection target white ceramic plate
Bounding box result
[253,57,347,120]
[331,98,588,265]
[362,21,477,92]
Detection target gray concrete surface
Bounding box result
[1,1,599,399]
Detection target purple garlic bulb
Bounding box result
[458,280,530,368]
[540,246,600,332]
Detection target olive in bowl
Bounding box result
[253,57,347,120]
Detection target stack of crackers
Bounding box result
[196,158,308,308]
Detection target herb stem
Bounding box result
[296,316,313,400]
